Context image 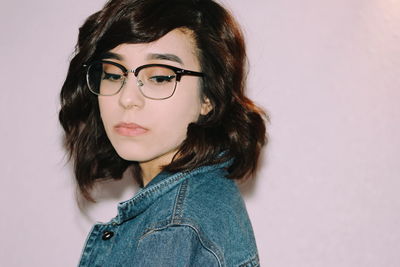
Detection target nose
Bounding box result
[118,74,145,110]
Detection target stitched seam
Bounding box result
[172,178,189,221]
[119,166,206,210]
[78,225,102,266]
[238,254,260,267]
[119,161,229,211]
[138,223,224,267]
[117,172,186,221]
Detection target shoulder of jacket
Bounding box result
[137,222,225,267]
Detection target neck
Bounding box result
[139,149,178,186]
[139,162,162,186]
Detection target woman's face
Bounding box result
[98,29,211,175]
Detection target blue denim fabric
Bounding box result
[78,162,259,267]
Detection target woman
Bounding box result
[59,0,267,266]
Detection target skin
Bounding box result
[98,28,212,185]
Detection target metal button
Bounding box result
[102,231,114,240]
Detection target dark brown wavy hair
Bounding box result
[59,0,268,200]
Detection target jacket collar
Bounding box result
[112,161,230,224]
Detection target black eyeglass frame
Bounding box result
[84,60,205,100]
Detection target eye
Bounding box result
[148,75,176,84]
[103,72,123,82]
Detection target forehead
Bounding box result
[109,28,199,68]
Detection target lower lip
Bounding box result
[114,126,148,137]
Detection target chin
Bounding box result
[113,144,179,166]
[114,149,149,162]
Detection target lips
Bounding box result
[114,122,149,137]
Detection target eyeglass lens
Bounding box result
[87,62,178,99]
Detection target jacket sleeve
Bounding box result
[133,225,221,267]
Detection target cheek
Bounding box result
[134,85,202,160]
[152,95,201,142]
[168,83,203,127]
[98,97,116,127]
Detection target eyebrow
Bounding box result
[101,52,123,61]
[100,51,184,65]
[146,53,184,65]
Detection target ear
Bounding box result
[200,97,213,115]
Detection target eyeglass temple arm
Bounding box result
[175,69,204,82]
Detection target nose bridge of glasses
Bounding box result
[123,68,143,88]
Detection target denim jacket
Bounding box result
[78,162,260,267]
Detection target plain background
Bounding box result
[1,0,399,266]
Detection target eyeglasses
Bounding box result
[85,60,204,100]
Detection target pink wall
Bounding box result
[1,0,399,266]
